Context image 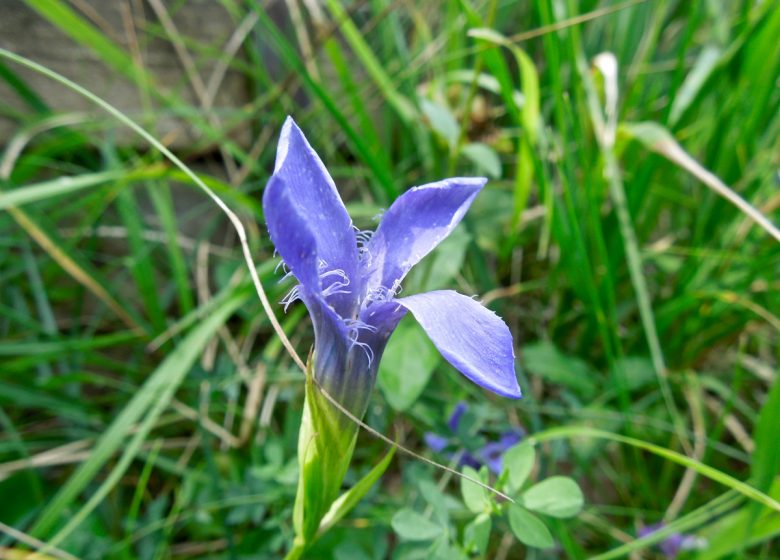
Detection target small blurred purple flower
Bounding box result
[423,433,449,453]
[447,401,468,433]
[424,401,524,474]
[638,523,705,559]
[481,430,524,473]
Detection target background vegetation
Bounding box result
[1,0,778,558]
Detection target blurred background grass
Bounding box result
[0,0,779,558]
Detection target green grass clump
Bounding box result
[0,1,778,558]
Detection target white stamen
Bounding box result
[344,318,377,366]
[319,267,351,298]
[280,284,302,312]
[350,339,375,367]
[364,278,402,306]
[353,225,374,247]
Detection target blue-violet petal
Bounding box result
[262,175,351,348]
[395,290,521,399]
[270,117,360,315]
[363,178,485,294]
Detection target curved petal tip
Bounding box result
[397,290,522,399]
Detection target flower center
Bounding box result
[363,278,402,308]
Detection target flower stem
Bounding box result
[283,537,307,560]
[284,537,306,560]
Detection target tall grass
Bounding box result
[0,1,778,558]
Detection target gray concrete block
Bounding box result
[0,0,250,149]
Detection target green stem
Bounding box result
[283,537,307,560]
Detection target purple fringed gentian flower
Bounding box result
[263,117,520,553]
[424,402,524,474]
[264,117,521,414]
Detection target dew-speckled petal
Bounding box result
[268,116,360,315]
[263,174,350,343]
[263,174,321,293]
[363,178,485,293]
[395,290,521,399]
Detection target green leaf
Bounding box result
[669,45,722,125]
[334,541,373,560]
[4,205,143,332]
[747,376,780,536]
[318,444,396,535]
[0,380,93,425]
[464,513,491,555]
[391,508,443,542]
[461,20,522,127]
[521,342,597,398]
[0,332,137,356]
[466,26,539,222]
[503,442,535,493]
[428,535,468,560]
[147,183,195,315]
[611,357,656,392]
[445,70,525,108]
[0,59,49,113]
[420,98,460,148]
[753,378,780,493]
[461,466,488,513]
[418,479,450,527]
[391,543,429,560]
[461,143,502,178]
[378,319,439,411]
[507,505,553,549]
[522,476,584,519]
[117,188,166,333]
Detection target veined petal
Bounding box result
[263,174,366,404]
[395,290,521,399]
[263,179,363,405]
[263,175,320,292]
[270,117,360,314]
[360,300,407,336]
[363,178,486,293]
[263,175,352,352]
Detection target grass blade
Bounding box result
[530,426,780,513]
[0,165,166,210]
[30,290,245,540]
[323,0,416,124]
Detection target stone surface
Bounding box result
[0,0,250,148]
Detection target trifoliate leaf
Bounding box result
[522,476,584,518]
[461,465,488,513]
[503,441,535,493]
[507,505,553,548]
[392,508,443,541]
